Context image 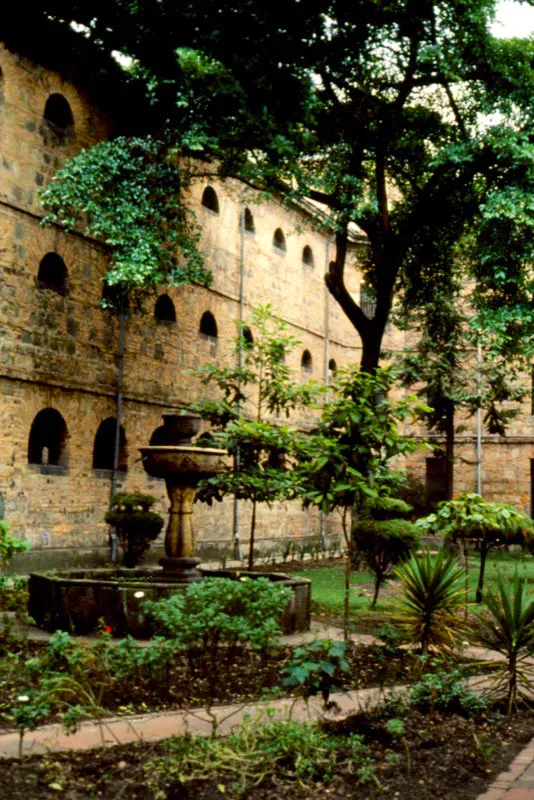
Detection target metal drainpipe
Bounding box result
[231,191,247,561]
[319,237,333,550]
[476,339,482,495]
[109,311,126,562]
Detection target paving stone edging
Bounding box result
[476,737,534,800]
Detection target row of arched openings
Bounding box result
[27,357,337,471]
[34,254,210,337]
[201,186,315,267]
[28,410,128,471]
[34,255,332,368]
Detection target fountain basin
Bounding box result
[140,446,228,483]
[28,568,311,637]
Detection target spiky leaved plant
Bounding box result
[474,574,534,713]
[391,550,466,656]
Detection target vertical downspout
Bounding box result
[476,340,482,495]
[319,237,332,550]
[231,192,246,561]
[109,311,125,562]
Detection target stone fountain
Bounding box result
[140,413,228,583]
[28,413,311,636]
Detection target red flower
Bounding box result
[105,626,112,634]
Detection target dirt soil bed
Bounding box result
[0,638,480,730]
[1,708,532,799]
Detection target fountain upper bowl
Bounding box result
[140,445,228,481]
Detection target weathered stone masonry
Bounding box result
[0,43,532,570]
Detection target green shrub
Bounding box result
[105,491,164,567]
[416,493,534,602]
[282,639,350,709]
[147,715,373,796]
[391,550,466,655]
[353,519,420,607]
[409,669,488,717]
[474,574,534,712]
[146,577,290,734]
[0,521,29,566]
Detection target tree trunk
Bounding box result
[371,573,382,609]
[360,331,383,373]
[475,542,489,603]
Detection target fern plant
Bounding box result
[474,574,534,713]
[391,550,466,656]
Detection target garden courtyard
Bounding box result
[0,546,533,800]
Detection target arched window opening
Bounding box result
[302,245,314,267]
[149,426,166,446]
[360,282,376,318]
[43,93,75,142]
[426,455,448,508]
[92,417,128,472]
[273,228,286,253]
[37,253,68,295]
[196,431,217,447]
[201,186,219,214]
[301,349,313,372]
[154,294,176,323]
[243,208,255,233]
[242,326,254,348]
[328,358,337,379]
[28,408,68,467]
[199,310,218,339]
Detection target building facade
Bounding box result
[0,43,532,569]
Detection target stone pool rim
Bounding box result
[28,567,312,637]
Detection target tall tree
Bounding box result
[9,1,532,367]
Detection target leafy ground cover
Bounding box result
[0,633,460,730]
[0,704,532,799]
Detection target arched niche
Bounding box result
[302,245,314,267]
[328,358,337,379]
[92,417,128,472]
[242,325,254,348]
[243,207,255,233]
[199,310,218,339]
[37,252,69,296]
[273,228,286,253]
[28,408,68,467]
[201,186,219,214]
[43,93,75,143]
[154,294,177,323]
[301,349,313,372]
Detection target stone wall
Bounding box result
[0,42,532,571]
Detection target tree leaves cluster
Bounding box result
[41,137,211,312]
[189,305,321,567]
[18,0,533,370]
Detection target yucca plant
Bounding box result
[473,574,534,713]
[391,550,466,656]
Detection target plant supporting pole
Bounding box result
[341,507,351,642]
[320,237,333,552]
[463,537,470,619]
[232,190,248,563]
[110,311,126,563]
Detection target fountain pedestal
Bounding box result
[140,414,228,583]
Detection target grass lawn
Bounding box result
[294,548,534,634]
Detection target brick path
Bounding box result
[476,738,534,800]
[1,618,532,800]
